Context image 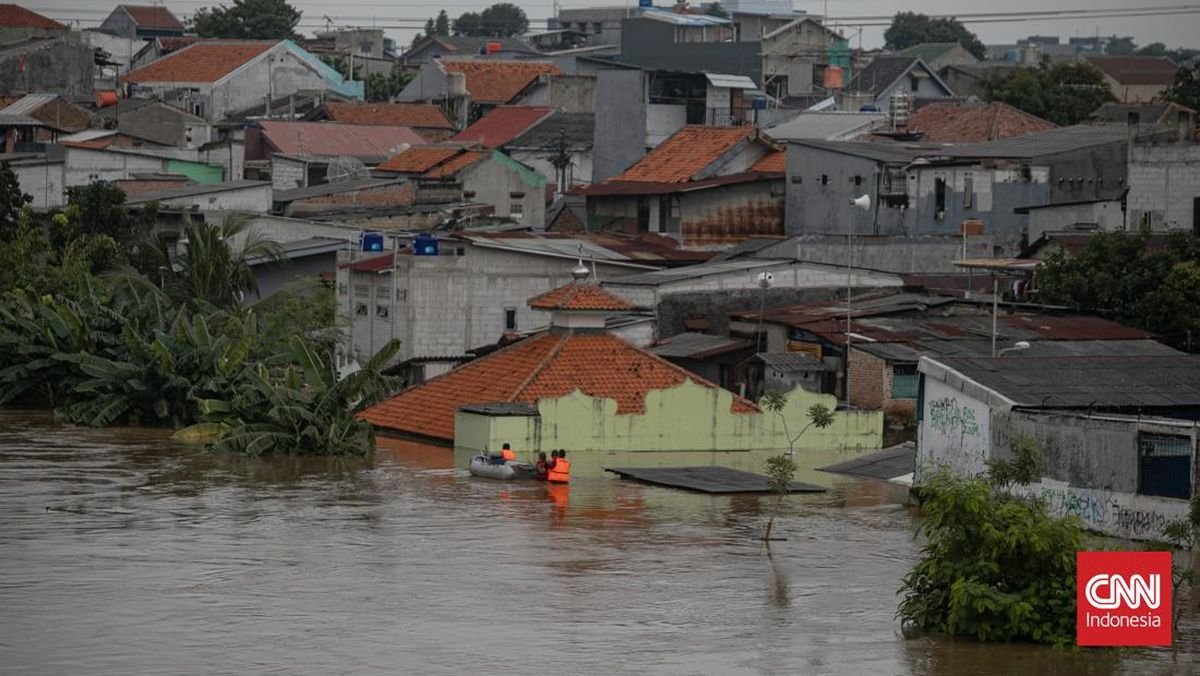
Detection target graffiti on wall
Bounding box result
[928,397,980,437]
[1027,484,1184,539]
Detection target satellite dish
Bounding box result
[325,156,369,184]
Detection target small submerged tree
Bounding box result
[898,439,1083,645]
[759,390,834,546]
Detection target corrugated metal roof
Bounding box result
[757,352,832,372]
[605,258,783,286]
[787,138,930,164]
[652,332,750,359]
[705,73,757,89]
[766,112,885,142]
[940,124,1128,159]
[273,177,406,202]
[930,355,1200,409]
[124,180,271,205]
[641,7,731,26]
[0,93,56,116]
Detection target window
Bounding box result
[509,201,524,216]
[376,304,389,318]
[354,284,369,297]
[852,175,863,186]
[934,177,946,220]
[376,286,390,298]
[354,303,368,316]
[338,283,347,296]
[963,174,974,209]
[504,307,517,330]
[820,174,829,185]
[1138,434,1193,499]
[791,175,802,184]
[891,364,919,399]
[593,21,603,34]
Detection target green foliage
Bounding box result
[454,3,528,38]
[764,453,798,495]
[1164,63,1200,111]
[758,391,836,544]
[884,12,986,60]
[986,436,1044,490]
[1037,231,1200,351]
[983,61,1115,126]
[252,276,344,359]
[321,57,411,102]
[192,0,301,39]
[181,338,401,456]
[1104,36,1137,56]
[704,2,729,18]
[0,162,30,239]
[898,469,1083,645]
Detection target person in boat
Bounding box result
[548,449,570,484]
[545,449,557,473]
[500,443,517,462]
[535,452,549,481]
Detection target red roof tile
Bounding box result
[441,60,561,104]
[1087,56,1178,86]
[422,150,488,178]
[0,4,65,30]
[528,281,636,311]
[120,5,185,31]
[258,121,426,157]
[359,331,758,440]
[900,102,1056,143]
[322,102,454,130]
[451,105,553,148]
[123,41,273,84]
[750,150,786,173]
[341,252,399,273]
[158,36,202,53]
[377,146,462,173]
[615,126,755,183]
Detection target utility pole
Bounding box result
[548,126,571,197]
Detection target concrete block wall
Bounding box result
[1127,142,1200,231]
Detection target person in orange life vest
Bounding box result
[535,451,549,481]
[500,442,516,462]
[548,449,570,483]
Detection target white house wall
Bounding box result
[917,376,992,477]
[12,162,66,208]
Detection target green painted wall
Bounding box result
[453,381,884,481]
[167,160,224,184]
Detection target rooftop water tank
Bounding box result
[413,233,439,256]
[360,231,384,253]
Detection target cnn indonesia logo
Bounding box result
[1077,551,1172,646]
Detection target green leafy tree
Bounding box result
[454,3,528,38]
[253,276,344,359]
[1164,63,1200,111]
[192,0,301,40]
[0,162,30,240]
[984,60,1115,126]
[884,12,986,60]
[705,2,729,18]
[144,217,282,310]
[759,391,835,545]
[1138,42,1168,57]
[1105,35,1137,55]
[898,467,1082,645]
[434,10,451,36]
[1038,231,1200,351]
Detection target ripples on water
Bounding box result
[0,412,1196,675]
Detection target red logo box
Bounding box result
[1077,551,1172,646]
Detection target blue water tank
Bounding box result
[751,96,767,111]
[638,0,652,6]
[361,231,384,252]
[413,233,439,256]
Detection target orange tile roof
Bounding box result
[0,4,65,29]
[359,331,758,440]
[615,126,755,183]
[122,41,274,84]
[1086,56,1178,86]
[527,281,636,311]
[750,150,786,173]
[323,102,454,130]
[422,150,487,178]
[451,105,553,148]
[902,102,1056,143]
[377,146,461,173]
[441,60,561,104]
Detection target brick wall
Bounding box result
[847,347,884,410]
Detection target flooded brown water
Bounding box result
[0,411,1196,675]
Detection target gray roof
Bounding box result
[858,338,1181,363]
[603,259,783,286]
[819,442,915,481]
[756,352,833,372]
[847,56,934,97]
[274,177,406,203]
[765,112,885,142]
[509,112,594,150]
[787,138,930,164]
[245,236,344,266]
[929,355,1200,409]
[457,402,539,416]
[651,332,750,359]
[416,36,536,56]
[709,237,787,262]
[940,124,1128,159]
[124,180,271,205]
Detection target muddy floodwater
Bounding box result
[0,412,1196,674]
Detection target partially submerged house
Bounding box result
[918,354,1200,540]
[576,125,786,248]
[359,277,882,475]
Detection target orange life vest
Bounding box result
[548,458,571,483]
[501,448,516,461]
